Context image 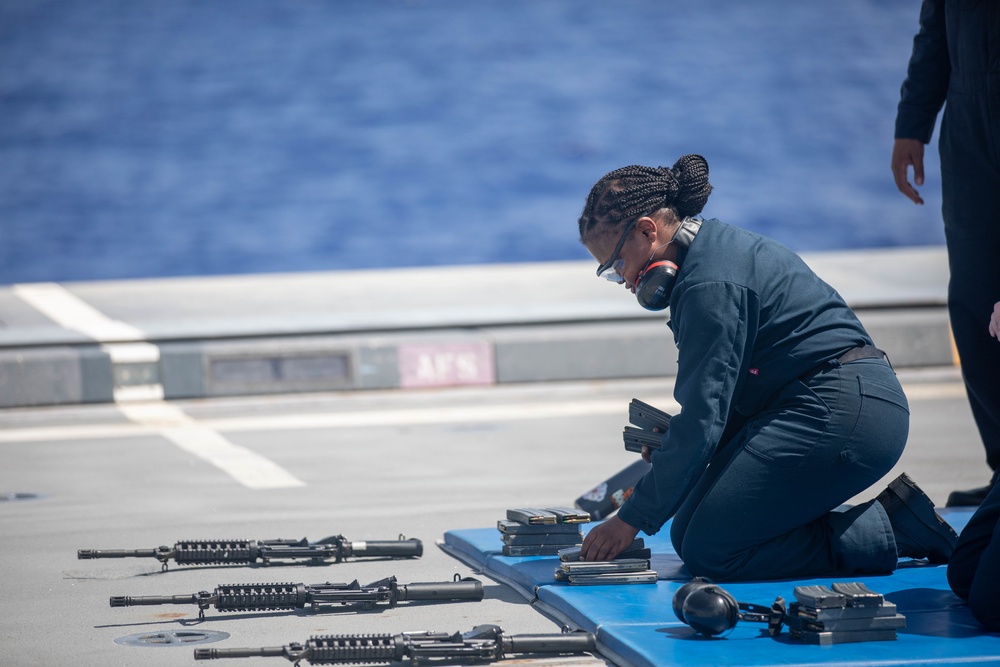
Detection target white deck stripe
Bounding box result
[117,403,305,490]
[0,382,964,445]
[0,397,668,444]
[13,283,164,394]
[12,283,146,342]
[11,282,303,489]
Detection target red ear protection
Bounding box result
[635,260,679,311]
[634,217,702,312]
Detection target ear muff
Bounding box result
[672,577,714,623]
[672,577,740,637]
[672,577,787,638]
[635,260,678,311]
[634,217,702,312]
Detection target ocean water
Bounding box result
[0,0,945,285]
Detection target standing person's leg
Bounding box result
[948,482,1000,631]
[939,99,1000,505]
[944,233,1000,473]
[671,360,908,582]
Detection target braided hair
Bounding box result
[578,154,712,240]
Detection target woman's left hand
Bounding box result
[579,515,640,561]
[990,301,1000,339]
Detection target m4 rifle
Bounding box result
[193,624,596,665]
[79,534,422,571]
[110,575,483,620]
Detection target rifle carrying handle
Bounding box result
[398,576,484,602]
[506,631,597,655]
[352,538,423,559]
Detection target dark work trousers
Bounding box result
[670,358,909,582]
[947,481,1000,631]
[940,73,1000,473]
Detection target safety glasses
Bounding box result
[595,216,640,283]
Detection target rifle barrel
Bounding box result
[110,594,202,607]
[78,548,161,559]
[194,646,288,660]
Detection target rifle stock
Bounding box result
[396,578,483,602]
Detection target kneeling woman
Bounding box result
[578,155,956,581]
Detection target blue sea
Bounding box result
[0,0,945,285]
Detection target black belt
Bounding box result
[836,344,887,364]
[801,345,889,381]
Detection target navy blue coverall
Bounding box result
[616,219,910,582]
[895,0,1000,473]
[948,481,1000,631]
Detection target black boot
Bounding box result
[946,469,998,507]
[876,473,958,564]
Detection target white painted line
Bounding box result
[0,380,964,446]
[137,379,965,435]
[103,341,161,363]
[203,396,676,433]
[13,283,164,402]
[898,383,968,400]
[0,397,665,444]
[12,283,146,342]
[11,283,304,489]
[113,385,166,402]
[117,403,305,490]
[0,422,161,443]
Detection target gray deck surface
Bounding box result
[1,247,991,666]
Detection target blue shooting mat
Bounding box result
[441,508,1000,667]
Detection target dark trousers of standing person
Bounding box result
[670,359,909,582]
[948,482,1000,632]
[940,73,1000,487]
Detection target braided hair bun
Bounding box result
[665,154,712,219]
[578,154,712,239]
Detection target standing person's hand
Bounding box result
[580,515,639,561]
[891,138,926,205]
[990,301,1000,339]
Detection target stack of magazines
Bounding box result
[554,538,657,585]
[498,508,590,557]
[785,582,905,644]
